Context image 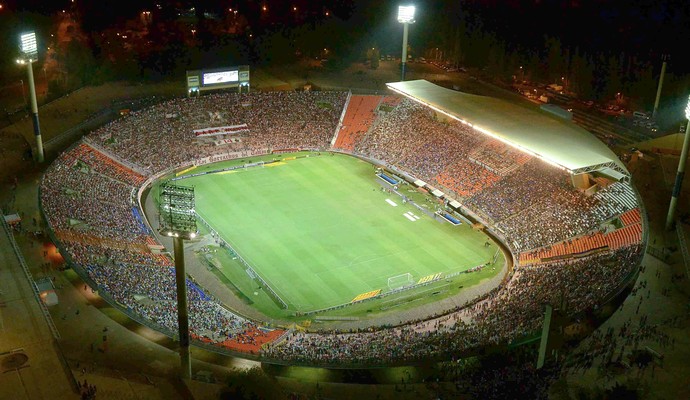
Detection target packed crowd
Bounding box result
[85,261,250,340]
[353,99,635,252]
[354,100,479,180]
[39,90,644,365]
[88,91,347,173]
[263,247,641,364]
[41,151,142,243]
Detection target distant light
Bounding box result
[397,5,415,23]
[325,11,329,16]
[262,5,267,11]
[293,6,297,11]
[685,95,690,120]
[189,232,196,239]
[167,231,173,236]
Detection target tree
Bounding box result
[367,47,380,69]
[569,50,596,99]
[60,39,97,87]
[545,36,565,84]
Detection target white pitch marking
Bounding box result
[385,198,398,207]
[403,213,416,221]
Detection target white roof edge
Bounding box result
[386,80,628,176]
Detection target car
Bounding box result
[633,111,650,120]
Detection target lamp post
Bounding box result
[19,79,26,105]
[158,183,198,379]
[665,95,690,230]
[17,32,44,162]
[397,5,415,81]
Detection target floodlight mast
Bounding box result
[665,95,690,230]
[158,183,198,379]
[17,32,44,162]
[397,5,415,81]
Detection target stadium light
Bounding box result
[17,31,44,162]
[20,32,38,60]
[158,182,197,378]
[665,94,690,230]
[397,5,415,23]
[398,5,415,81]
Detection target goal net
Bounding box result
[387,273,414,291]
[243,160,264,169]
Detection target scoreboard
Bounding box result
[186,66,250,95]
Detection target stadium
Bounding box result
[38,79,646,368]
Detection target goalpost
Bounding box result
[243,160,265,170]
[387,273,414,291]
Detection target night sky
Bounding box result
[2,0,690,99]
[3,0,689,61]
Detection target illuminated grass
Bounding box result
[180,153,497,315]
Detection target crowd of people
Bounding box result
[263,247,642,364]
[85,261,252,340]
[353,100,634,252]
[87,91,347,173]
[41,151,143,242]
[39,90,645,365]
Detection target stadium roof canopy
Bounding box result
[386,80,629,179]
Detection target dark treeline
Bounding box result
[2,0,689,116]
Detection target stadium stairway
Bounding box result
[333,95,383,151]
[518,209,643,265]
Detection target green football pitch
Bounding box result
[178,153,496,313]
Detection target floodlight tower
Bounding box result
[16,32,44,162]
[665,96,690,230]
[397,5,415,81]
[158,183,198,379]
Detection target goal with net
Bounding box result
[387,273,414,291]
